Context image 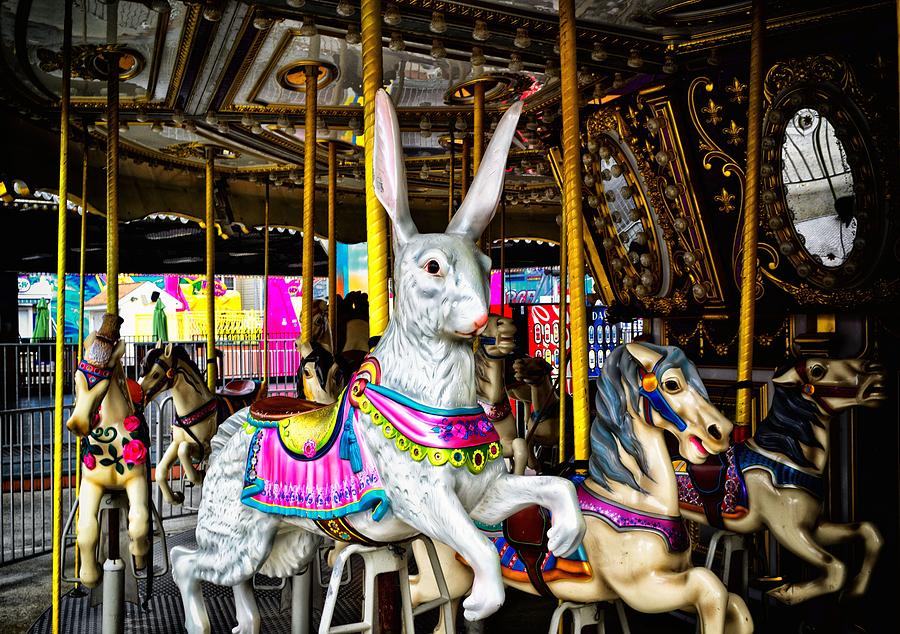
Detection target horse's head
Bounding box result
[139,341,178,404]
[297,340,342,404]
[66,314,126,438]
[479,315,517,358]
[774,356,887,414]
[591,342,732,492]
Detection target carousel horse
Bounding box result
[170,89,585,634]
[139,342,260,505]
[476,315,528,474]
[65,314,152,588]
[676,356,886,604]
[296,292,372,404]
[511,355,568,471]
[411,342,753,634]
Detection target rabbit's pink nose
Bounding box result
[473,314,489,330]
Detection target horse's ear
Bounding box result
[164,342,173,357]
[112,339,127,363]
[155,340,162,349]
[625,343,662,373]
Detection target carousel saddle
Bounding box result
[475,505,592,598]
[248,397,339,459]
[218,379,258,398]
[674,446,748,527]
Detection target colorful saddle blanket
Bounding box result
[674,445,749,528]
[241,394,389,520]
[241,357,503,524]
[480,505,592,597]
[734,441,824,499]
[575,476,689,553]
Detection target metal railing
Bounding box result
[0,335,301,565]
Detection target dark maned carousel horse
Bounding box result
[675,355,886,604]
[412,342,752,634]
[296,292,371,404]
[140,343,260,505]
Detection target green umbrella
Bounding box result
[152,298,169,343]
[32,298,50,340]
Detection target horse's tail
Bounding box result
[209,406,250,465]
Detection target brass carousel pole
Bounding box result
[51,1,73,628]
[105,50,119,312]
[328,142,338,347]
[499,200,506,313]
[301,66,318,342]
[473,82,485,172]
[461,136,470,199]
[361,0,389,336]
[735,0,766,440]
[205,148,216,390]
[263,183,270,390]
[559,0,590,460]
[448,126,455,220]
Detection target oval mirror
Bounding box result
[781,108,856,267]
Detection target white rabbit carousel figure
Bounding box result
[170,90,585,634]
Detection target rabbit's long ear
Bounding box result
[373,89,418,245]
[446,99,523,241]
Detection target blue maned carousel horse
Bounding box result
[675,355,886,604]
[139,342,260,505]
[411,342,753,634]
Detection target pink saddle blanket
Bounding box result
[241,395,389,521]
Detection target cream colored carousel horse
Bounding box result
[65,314,151,587]
[139,342,259,505]
[412,342,753,634]
[476,315,528,474]
[296,292,372,404]
[676,356,886,605]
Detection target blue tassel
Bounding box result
[339,406,363,473]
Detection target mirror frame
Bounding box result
[761,55,883,289]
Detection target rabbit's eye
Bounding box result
[424,259,441,275]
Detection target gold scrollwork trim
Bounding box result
[761,272,900,309]
[166,3,204,107]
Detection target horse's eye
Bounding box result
[424,259,441,275]
[809,364,826,380]
[663,379,681,392]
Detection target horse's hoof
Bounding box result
[80,567,102,588]
[546,522,582,558]
[462,584,503,621]
[768,584,796,605]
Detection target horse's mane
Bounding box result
[753,364,822,468]
[142,345,204,382]
[589,343,708,493]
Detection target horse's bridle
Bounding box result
[794,362,859,414]
[77,359,112,389]
[476,334,515,360]
[638,360,688,432]
[144,354,178,402]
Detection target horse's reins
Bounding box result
[148,354,214,461]
[794,362,858,415]
[637,359,688,432]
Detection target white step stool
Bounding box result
[318,536,453,634]
[704,529,748,595]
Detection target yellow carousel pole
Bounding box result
[52,1,73,629]
[263,183,270,390]
[301,67,318,342]
[205,148,216,390]
[328,142,338,347]
[559,0,590,460]
[362,0,389,336]
[105,71,119,310]
[735,0,765,439]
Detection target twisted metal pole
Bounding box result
[301,66,318,343]
[52,1,73,629]
[205,147,216,390]
[735,0,766,440]
[473,82,485,172]
[362,0,389,336]
[328,142,338,348]
[559,0,590,460]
